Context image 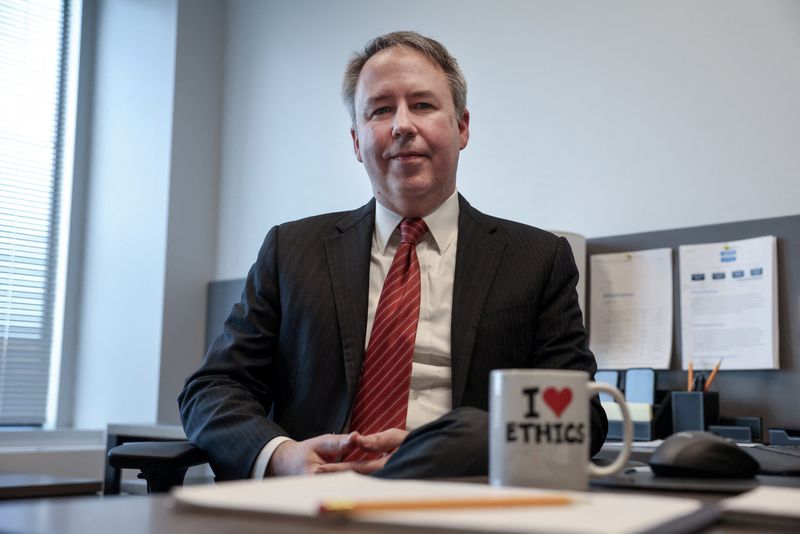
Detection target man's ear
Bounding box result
[458,109,470,150]
[351,127,363,162]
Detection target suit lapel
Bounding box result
[324,200,375,406]
[451,195,507,407]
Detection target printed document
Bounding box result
[172,471,711,534]
[679,235,778,370]
[589,248,673,369]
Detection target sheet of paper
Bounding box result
[172,472,709,534]
[589,248,673,369]
[679,236,778,370]
[722,486,800,519]
[604,439,664,450]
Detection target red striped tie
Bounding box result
[344,218,428,462]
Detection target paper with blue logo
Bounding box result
[679,235,778,370]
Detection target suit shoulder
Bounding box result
[463,203,562,250]
[492,215,558,241]
[276,211,347,236]
[271,199,374,239]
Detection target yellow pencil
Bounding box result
[687,361,694,391]
[704,358,723,392]
[319,494,573,514]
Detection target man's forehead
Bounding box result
[355,46,447,98]
[363,45,438,69]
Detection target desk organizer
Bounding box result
[607,420,655,441]
[708,425,753,442]
[671,391,719,432]
[606,390,673,441]
[767,428,800,445]
[709,416,763,443]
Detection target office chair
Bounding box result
[107,441,208,493]
[107,279,246,494]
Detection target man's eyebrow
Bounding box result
[408,90,438,100]
[364,95,391,108]
[363,90,440,108]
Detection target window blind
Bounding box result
[0,0,70,424]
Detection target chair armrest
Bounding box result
[108,441,208,493]
[108,440,208,470]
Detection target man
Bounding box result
[179,31,607,480]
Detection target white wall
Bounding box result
[67,0,800,429]
[72,0,224,428]
[73,0,177,427]
[215,0,800,280]
[158,0,226,424]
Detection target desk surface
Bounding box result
[0,495,360,534]
[0,474,101,500]
[0,483,797,534]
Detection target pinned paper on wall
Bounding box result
[679,235,778,370]
[589,248,673,369]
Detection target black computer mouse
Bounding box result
[649,431,759,478]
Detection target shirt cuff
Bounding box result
[251,436,293,479]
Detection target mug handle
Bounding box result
[586,382,633,478]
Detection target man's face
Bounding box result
[351,46,469,218]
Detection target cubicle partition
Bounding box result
[586,215,799,431]
[205,278,247,350]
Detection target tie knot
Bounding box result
[399,218,428,245]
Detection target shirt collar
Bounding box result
[374,190,459,255]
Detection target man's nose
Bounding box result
[391,105,417,138]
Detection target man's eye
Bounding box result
[372,107,391,116]
[414,102,433,110]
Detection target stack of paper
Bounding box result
[721,486,800,528]
[172,472,714,533]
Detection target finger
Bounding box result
[356,428,408,452]
[316,455,388,475]
[308,432,359,460]
[350,456,389,474]
[315,462,356,474]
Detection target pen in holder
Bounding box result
[671,391,719,432]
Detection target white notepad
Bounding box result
[722,485,800,525]
[172,472,713,534]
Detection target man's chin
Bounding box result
[393,182,439,202]
[386,183,452,216]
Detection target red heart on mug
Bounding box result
[543,387,573,417]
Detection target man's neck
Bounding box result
[374,190,459,255]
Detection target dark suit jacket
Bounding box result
[179,195,607,480]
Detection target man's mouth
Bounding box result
[389,151,427,162]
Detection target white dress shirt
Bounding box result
[252,191,459,478]
[368,190,458,430]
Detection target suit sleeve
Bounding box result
[533,236,608,456]
[178,226,288,480]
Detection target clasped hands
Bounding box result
[267,428,409,477]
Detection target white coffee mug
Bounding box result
[489,369,633,490]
